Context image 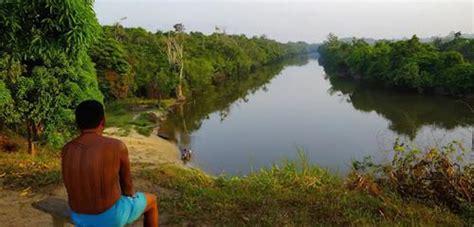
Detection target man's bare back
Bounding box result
[62,100,158,227]
[62,129,133,214]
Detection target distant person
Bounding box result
[61,100,159,227]
[180,147,192,163]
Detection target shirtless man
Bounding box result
[62,100,158,227]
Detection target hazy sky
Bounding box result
[94,0,473,43]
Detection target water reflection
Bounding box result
[159,56,310,147]
[326,76,474,139]
[159,57,473,173]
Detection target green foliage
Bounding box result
[96,26,314,99]
[89,33,133,100]
[435,37,474,62]
[184,58,214,92]
[318,34,474,95]
[0,0,100,60]
[0,76,15,122]
[0,0,103,149]
[105,99,165,136]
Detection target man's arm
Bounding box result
[119,142,134,196]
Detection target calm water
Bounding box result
[160,57,474,175]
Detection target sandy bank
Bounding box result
[104,127,181,165]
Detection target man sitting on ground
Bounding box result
[62,100,159,227]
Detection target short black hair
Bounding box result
[75,100,105,130]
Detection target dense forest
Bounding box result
[318,34,474,95]
[0,1,315,152]
[90,25,316,101]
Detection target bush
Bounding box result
[351,139,473,223]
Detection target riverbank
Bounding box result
[104,98,182,165]
[104,127,180,165]
[0,141,472,225]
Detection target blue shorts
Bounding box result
[70,192,147,227]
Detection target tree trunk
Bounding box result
[26,120,37,156]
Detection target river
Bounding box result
[160,56,474,175]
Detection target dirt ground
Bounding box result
[0,187,63,227]
[0,180,171,226]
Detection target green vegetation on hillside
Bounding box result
[318,34,474,95]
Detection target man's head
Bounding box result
[75,100,105,131]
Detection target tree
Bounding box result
[318,33,474,95]
[166,23,186,100]
[89,34,133,100]
[0,0,103,154]
[173,23,185,33]
[454,31,462,39]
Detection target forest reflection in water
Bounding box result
[326,76,474,140]
[159,57,473,174]
[159,56,311,147]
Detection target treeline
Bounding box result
[0,1,314,151]
[90,25,316,101]
[318,34,474,95]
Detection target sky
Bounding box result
[94,0,474,43]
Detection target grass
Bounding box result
[0,142,471,225]
[0,150,61,191]
[138,153,469,226]
[105,98,175,136]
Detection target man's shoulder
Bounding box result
[62,138,78,152]
[62,135,127,151]
[100,136,127,150]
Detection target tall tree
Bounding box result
[0,0,103,154]
[166,23,186,100]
